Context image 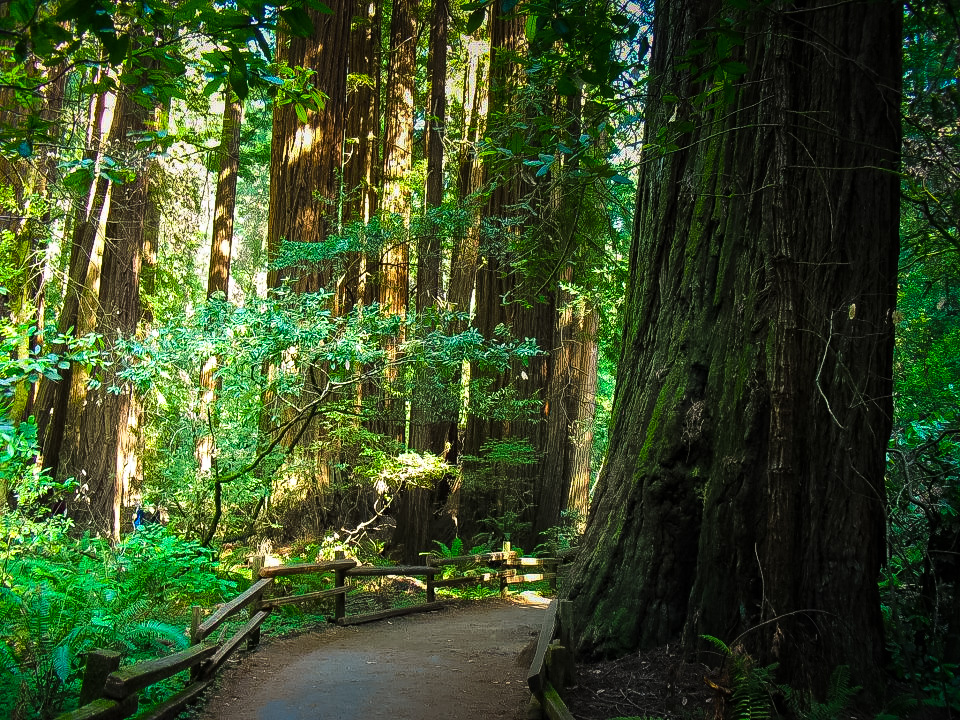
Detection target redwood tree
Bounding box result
[267,1,351,293]
[564,0,902,697]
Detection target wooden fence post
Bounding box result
[78,650,122,706]
[500,541,511,598]
[190,605,203,680]
[248,555,265,650]
[425,555,436,603]
[558,599,575,664]
[334,550,347,621]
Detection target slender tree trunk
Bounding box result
[340,0,380,312]
[208,92,242,300]
[197,91,244,474]
[409,0,449,455]
[367,0,416,444]
[393,0,451,563]
[564,0,901,698]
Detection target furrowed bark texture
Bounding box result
[340,0,380,312]
[208,92,242,299]
[460,10,544,543]
[59,83,153,540]
[267,1,351,293]
[365,0,415,444]
[565,0,901,697]
[394,0,452,564]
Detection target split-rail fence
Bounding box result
[55,542,571,720]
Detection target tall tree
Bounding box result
[267,1,351,293]
[564,0,901,697]
[459,8,539,543]
[366,0,416,443]
[394,0,451,561]
[340,0,380,311]
[208,92,243,300]
[57,76,156,539]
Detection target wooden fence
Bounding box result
[55,542,565,720]
[526,598,578,720]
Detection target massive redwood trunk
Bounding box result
[565,0,901,698]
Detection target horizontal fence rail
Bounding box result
[56,543,577,720]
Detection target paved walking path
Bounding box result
[194,597,548,720]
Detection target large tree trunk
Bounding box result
[459,10,538,544]
[267,1,351,293]
[366,0,416,445]
[564,0,901,698]
[533,285,598,541]
[35,73,115,507]
[58,82,154,540]
[256,2,352,540]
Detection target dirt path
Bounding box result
[194,596,548,720]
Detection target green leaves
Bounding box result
[466,7,487,34]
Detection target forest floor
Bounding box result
[191,578,721,720]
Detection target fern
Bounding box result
[701,635,777,720]
[780,665,861,720]
[127,620,189,651]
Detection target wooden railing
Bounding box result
[526,598,578,720]
[55,542,566,720]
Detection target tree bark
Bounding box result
[340,0,380,312]
[208,91,243,300]
[564,0,901,698]
[59,81,154,540]
[267,1,351,293]
[366,0,416,444]
[394,0,451,563]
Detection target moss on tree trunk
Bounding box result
[565,0,901,699]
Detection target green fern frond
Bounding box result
[127,620,189,651]
[51,644,74,683]
[0,641,22,676]
[781,665,861,720]
[700,633,732,656]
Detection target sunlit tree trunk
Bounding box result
[340,0,380,311]
[395,0,450,562]
[366,0,416,445]
[208,92,242,300]
[58,80,155,540]
[460,10,556,547]
[197,91,243,474]
[565,0,901,698]
[255,3,352,540]
[267,1,351,293]
[35,74,115,499]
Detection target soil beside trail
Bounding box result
[193,596,548,720]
